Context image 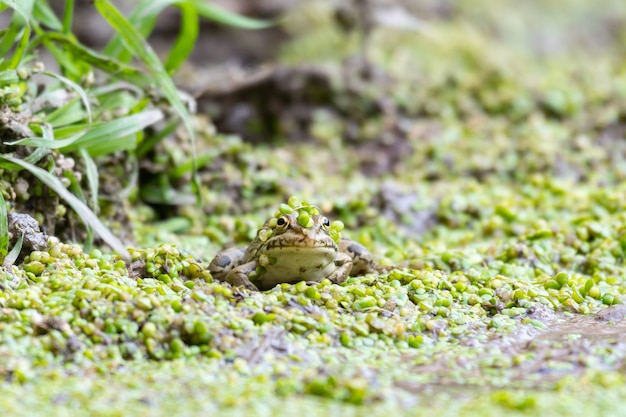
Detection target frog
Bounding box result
[209,212,377,291]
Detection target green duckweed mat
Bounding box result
[4,1,626,415]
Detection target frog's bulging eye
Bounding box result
[276,217,288,227]
[322,217,330,227]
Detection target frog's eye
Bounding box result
[276,216,289,228]
[322,217,330,228]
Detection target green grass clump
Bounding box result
[0,0,270,257]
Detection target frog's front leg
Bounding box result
[208,247,246,282]
[325,252,353,284]
[225,261,259,291]
[338,239,375,275]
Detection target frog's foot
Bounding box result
[326,252,353,284]
[225,262,260,291]
[372,263,395,274]
[209,247,246,282]
[338,239,376,276]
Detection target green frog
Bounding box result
[209,211,377,291]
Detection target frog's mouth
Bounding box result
[264,233,337,251]
[262,234,338,270]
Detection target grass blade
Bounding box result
[0,70,19,84]
[2,24,30,70]
[191,0,274,29]
[0,155,129,259]
[0,191,8,262]
[94,0,201,201]
[42,70,92,124]
[3,232,23,268]
[29,20,87,80]
[32,0,63,31]
[60,109,163,154]
[10,109,164,154]
[80,148,99,212]
[102,0,166,61]
[0,17,22,58]
[0,0,34,22]
[23,123,52,165]
[43,98,88,128]
[65,169,94,253]
[62,0,74,34]
[164,2,198,74]
[137,119,177,158]
[39,32,148,84]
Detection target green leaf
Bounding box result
[23,123,52,165]
[0,70,19,84]
[0,0,35,22]
[44,98,88,128]
[136,119,177,157]
[32,0,63,31]
[94,0,201,202]
[0,155,130,259]
[102,0,166,61]
[80,148,99,213]
[42,70,92,124]
[62,0,74,34]
[0,1,33,70]
[61,109,163,154]
[0,17,22,59]
[30,32,147,85]
[31,26,83,80]
[0,190,8,261]
[10,109,164,155]
[65,168,94,253]
[3,232,22,268]
[164,2,198,74]
[191,0,274,29]
[2,24,30,70]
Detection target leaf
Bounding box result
[0,191,8,261]
[61,109,163,154]
[80,148,99,213]
[0,70,19,84]
[42,70,93,124]
[10,109,163,155]
[65,168,94,253]
[44,98,88,128]
[164,2,198,74]
[32,0,63,31]
[29,32,147,85]
[94,0,201,202]
[0,155,130,259]
[137,119,177,157]
[102,0,166,61]
[0,0,35,22]
[31,30,84,81]
[3,24,30,70]
[0,17,22,58]
[62,0,75,34]
[191,0,274,29]
[23,123,52,165]
[3,232,22,268]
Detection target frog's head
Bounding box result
[261,212,337,251]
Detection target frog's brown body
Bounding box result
[209,213,375,291]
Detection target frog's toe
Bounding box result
[226,274,258,291]
[225,261,260,291]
